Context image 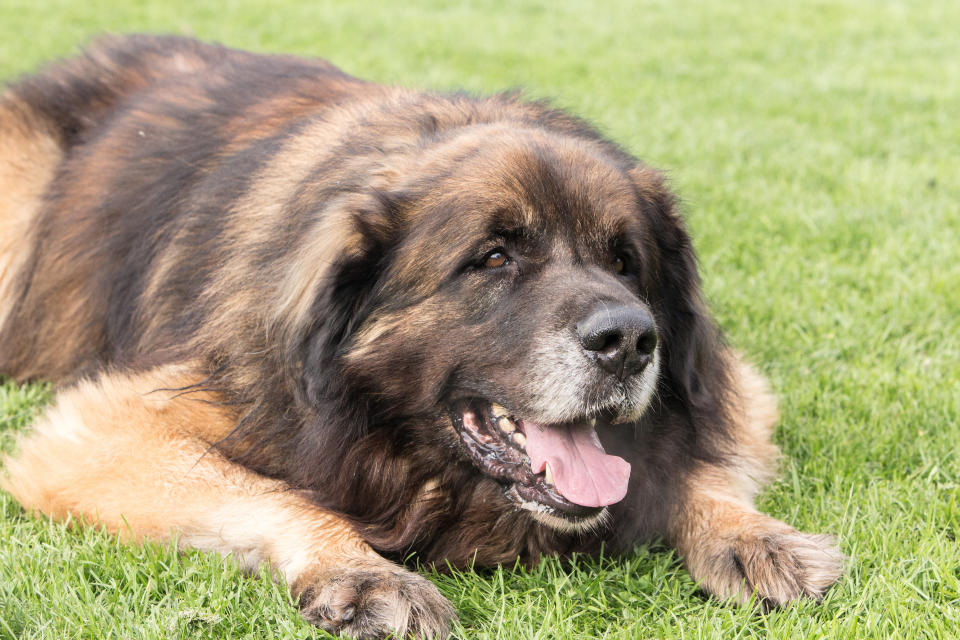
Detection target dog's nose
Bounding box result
[575,304,657,379]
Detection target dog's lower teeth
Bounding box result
[499,417,516,434]
[544,464,554,486]
[512,432,527,448]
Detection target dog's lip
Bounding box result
[448,399,614,519]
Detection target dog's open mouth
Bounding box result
[449,401,631,520]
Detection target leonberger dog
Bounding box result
[0,35,842,638]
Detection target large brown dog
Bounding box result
[0,35,842,638]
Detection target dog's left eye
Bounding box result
[613,255,628,274]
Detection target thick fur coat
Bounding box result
[0,36,842,638]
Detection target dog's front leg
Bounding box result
[666,360,843,606]
[668,463,843,607]
[1,365,453,639]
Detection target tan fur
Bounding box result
[716,355,782,501]
[0,124,124,381]
[0,98,62,329]
[668,355,843,606]
[1,365,451,637]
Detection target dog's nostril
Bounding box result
[596,331,622,355]
[579,326,623,355]
[637,330,657,356]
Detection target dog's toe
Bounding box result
[298,566,454,639]
[686,515,844,607]
[728,530,844,606]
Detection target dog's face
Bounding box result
[333,129,675,530]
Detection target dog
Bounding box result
[0,35,842,638]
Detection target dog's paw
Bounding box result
[297,566,455,639]
[691,519,844,607]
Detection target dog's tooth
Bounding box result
[590,417,597,427]
[490,403,509,419]
[499,417,516,434]
[512,432,527,448]
[544,463,554,486]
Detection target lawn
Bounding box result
[1,0,958,638]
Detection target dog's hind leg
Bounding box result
[0,96,62,335]
[1,364,454,639]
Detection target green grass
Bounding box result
[1,0,958,638]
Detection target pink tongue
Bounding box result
[522,421,631,508]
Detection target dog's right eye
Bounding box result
[481,249,510,269]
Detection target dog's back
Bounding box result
[0,36,225,377]
[0,35,365,382]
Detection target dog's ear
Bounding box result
[289,189,404,414]
[629,166,731,414]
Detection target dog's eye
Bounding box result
[482,249,510,269]
[614,255,627,274]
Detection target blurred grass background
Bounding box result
[1,1,958,638]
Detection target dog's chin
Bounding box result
[448,398,640,532]
[527,505,611,535]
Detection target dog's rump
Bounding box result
[0,35,231,379]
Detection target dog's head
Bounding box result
[293,114,714,531]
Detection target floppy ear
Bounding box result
[629,166,731,415]
[292,190,404,415]
[298,252,379,406]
